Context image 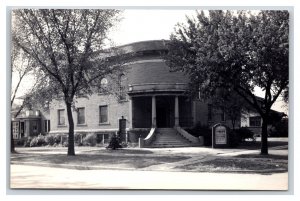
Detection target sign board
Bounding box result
[215,126,227,144]
[212,123,229,148]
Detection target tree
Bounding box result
[10,37,35,153]
[13,9,122,156]
[209,90,250,130]
[165,10,289,155]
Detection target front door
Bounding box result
[156,96,174,128]
[20,122,25,138]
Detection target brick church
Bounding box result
[12,40,265,147]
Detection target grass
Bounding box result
[11,153,190,169]
[176,156,288,173]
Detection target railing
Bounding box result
[128,83,188,94]
[139,127,156,148]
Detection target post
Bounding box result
[174,96,179,127]
[129,97,133,129]
[152,96,156,128]
[192,100,196,126]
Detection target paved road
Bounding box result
[10,165,288,190]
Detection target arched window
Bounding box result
[100,78,108,93]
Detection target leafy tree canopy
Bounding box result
[165,10,289,154]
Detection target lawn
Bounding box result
[11,151,190,169]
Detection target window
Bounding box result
[249,116,261,127]
[208,104,213,121]
[77,107,85,125]
[100,78,108,93]
[99,105,108,123]
[44,120,50,133]
[58,109,65,125]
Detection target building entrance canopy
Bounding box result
[131,95,193,129]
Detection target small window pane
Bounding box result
[77,108,85,124]
[99,106,108,123]
[249,116,261,127]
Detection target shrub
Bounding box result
[45,134,56,146]
[82,133,97,146]
[269,118,288,137]
[106,134,122,150]
[235,127,254,141]
[30,134,46,147]
[62,141,68,147]
[16,137,26,146]
[186,123,212,146]
[228,130,240,147]
[75,133,85,146]
[24,137,32,147]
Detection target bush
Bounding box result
[74,133,85,146]
[186,123,212,146]
[106,134,122,150]
[228,130,240,147]
[30,134,46,147]
[24,137,32,147]
[235,127,254,141]
[45,134,56,146]
[16,137,27,146]
[269,118,288,137]
[82,133,97,146]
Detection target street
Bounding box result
[10,164,288,190]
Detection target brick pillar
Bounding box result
[152,96,156,128]
[174,96,179,127]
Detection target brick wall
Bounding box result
[50,93,130,134]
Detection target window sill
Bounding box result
[57,124,67,128]
[77,124,87,127]
[99,122,110,126]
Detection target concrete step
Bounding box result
[149,128,192,148]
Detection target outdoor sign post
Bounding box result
[212,123,229,148]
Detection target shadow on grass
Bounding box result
[176,156,288,174]
[11,153,190,169]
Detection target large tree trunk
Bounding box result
[261,117,269,155]
[66,101,75,156]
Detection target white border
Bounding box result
[2,0,298,201]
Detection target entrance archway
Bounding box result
[156,96,174,128]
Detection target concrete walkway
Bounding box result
[10,164,288,190]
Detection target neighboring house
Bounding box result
[241,109,286,136]
[12,106,50,140]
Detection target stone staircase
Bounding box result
[150,128,193,148]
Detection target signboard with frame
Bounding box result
[212,123,229,148]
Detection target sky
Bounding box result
[12,9,288,113]
[108,9,197,46]
[110,10,288,114]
